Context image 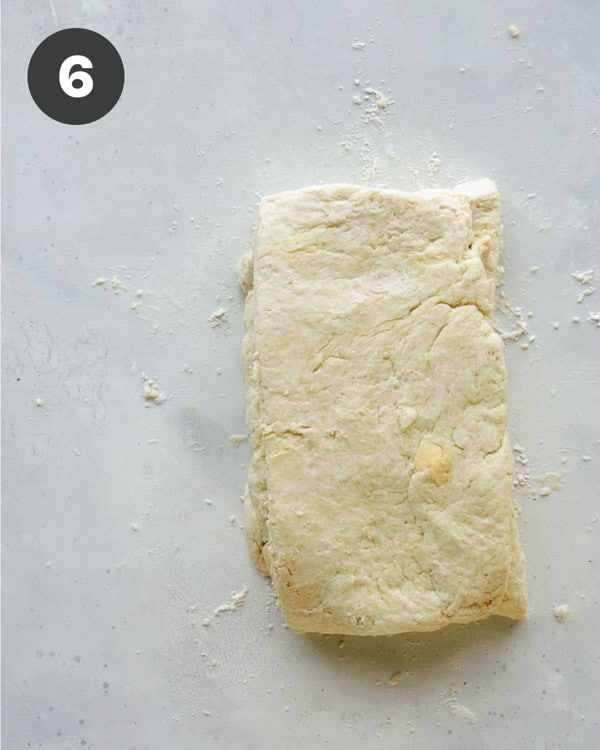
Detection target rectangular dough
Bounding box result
[240,180,527,635]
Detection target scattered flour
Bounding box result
[532,472,565,498]
[362,87,392,110]
[512,445,566,499]
[111,275,127,294]
[229,434,248,446]
[143,378,166,405]
[553,604,570,622]
[209,308,229,327]
[427,152,441,176]
[571,269,597,304]
[91,263,188,339]
[571,270,594,285]
[495,290,529,343]
[201,587,249,626]
[441,689,477,726]
[513,443,528,468]
[213,587,248,615]
[359,88,394,127]
[339,73,395,181]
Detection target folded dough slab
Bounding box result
[239,180,527,636]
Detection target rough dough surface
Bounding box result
[240,180,527,635]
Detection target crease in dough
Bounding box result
[239,179,527,635]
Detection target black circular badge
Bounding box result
[27,28,124,125]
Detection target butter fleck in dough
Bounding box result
[240,180,527,635]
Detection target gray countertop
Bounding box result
[3,1,599,748]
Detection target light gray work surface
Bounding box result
[2,1,599,748]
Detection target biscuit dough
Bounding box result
[240,180,527,635]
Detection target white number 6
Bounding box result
[59,55,94,98]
